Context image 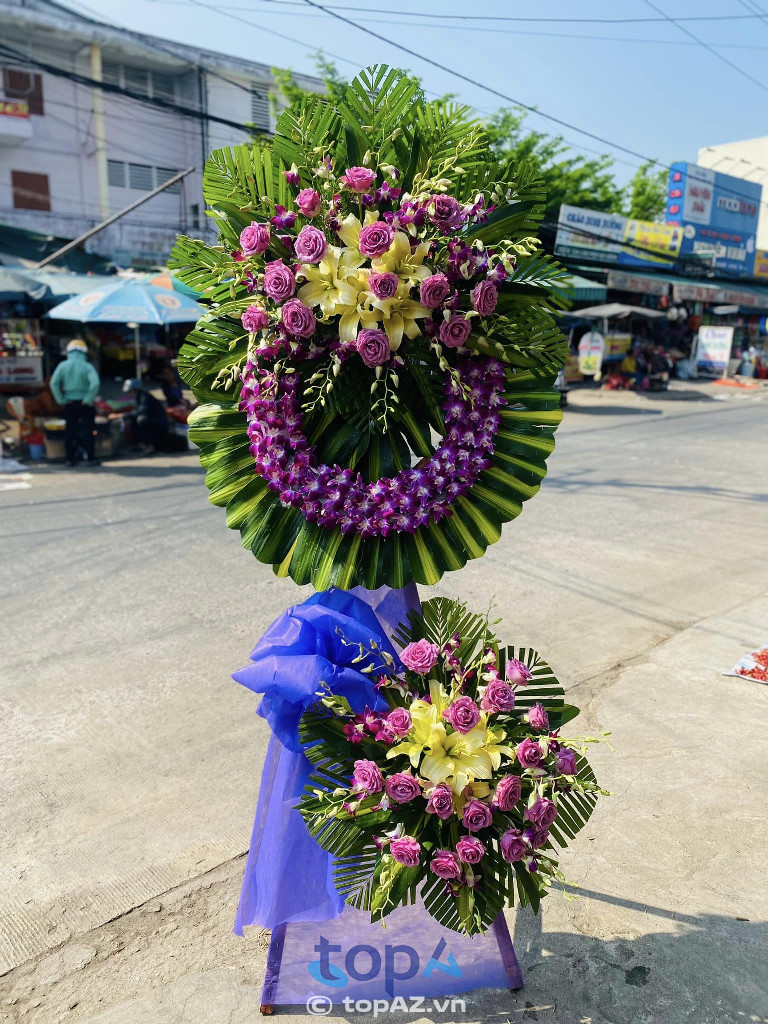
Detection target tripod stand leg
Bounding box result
[259,921,287,1014]
[491,913,523,991]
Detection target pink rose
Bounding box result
[385,707,412,737]
[480,679,515,713]
[401,639,439,674]
[281,298,316,338]
[352,758,383,794]
[524,826,550,850]
[390,835,420,866]
[239,222,270,255]
[506,658,532,686]
[294,225,327,264]
[340,166,377,193]
[430,850,462,880]
[493,774,522,812]
[525,796,558,829]
[384,772,421,804]
[516,737,545,770]
[356,328,390,368]
[359,221,394,258]
[263,259,296,302]
[368,271,399,300]
[242,305,268,333]
[528,702,549,732]
[471,280,498,316]
[555,746,577,776]
[419,273,450,309]
[456,836,485,864]
[462,798,493,833]
[429,194,463,231]
[444,696,481,735]
[500,828,527,863]
[425,783,454,820]
[439,314,472,349]
[296,188,322,217]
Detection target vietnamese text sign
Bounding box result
[696,325,734,375]
[555,205,681,268]
[578,330,605,375]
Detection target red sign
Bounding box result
[0,99,30,118]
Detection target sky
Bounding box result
[79,0,768,189]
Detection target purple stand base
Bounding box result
[258,913,523,1013]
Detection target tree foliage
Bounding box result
[624,160,668,222]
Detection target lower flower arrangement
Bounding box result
[232,585,606,1008]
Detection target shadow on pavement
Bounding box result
[566,405,663,416]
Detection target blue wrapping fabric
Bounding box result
[233,585,419,933]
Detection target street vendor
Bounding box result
[49,339,101,467]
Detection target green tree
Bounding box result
[485,107,625,225]
[624,160,668,221]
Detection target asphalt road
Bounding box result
[1,383,767,1023]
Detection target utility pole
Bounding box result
[34,167,194,268]
[89,43,110,220]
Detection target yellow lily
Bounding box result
[386,697,442,769]
[334,270,384,342]
[372,231,432,287]
[297,246,360,319]
[369,282,429,350]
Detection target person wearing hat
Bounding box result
[122,377,170,453]
[50,339,101,466]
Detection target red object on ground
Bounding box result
[713,379,759,389]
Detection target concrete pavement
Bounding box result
[1,383,767,1022]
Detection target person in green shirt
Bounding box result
[50,339,101,466]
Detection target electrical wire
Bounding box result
[143,0,768,24]
[298,0,768,219]
[641,0,768,95]
[0,41,253,133]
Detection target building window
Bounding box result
[152,72,176,103]
[156,168,180,194]
[190,203,200,230]
[11,170,50,210]
[107,159,126,187]
[124,66,150,97]
[100,60,177,103]
[128,163,153,191]
[251,87,271,132]
[2,69,44,115]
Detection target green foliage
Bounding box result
[171,65,567,589]
[296,598,604,935]
[625,160,668,222]
[486,107,625,224]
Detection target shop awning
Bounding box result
[560,272,607,302]
[0,267,117,300]
[561,302,667,320]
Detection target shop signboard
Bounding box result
[666,163,761,276]
[606,270,670,296]
[671,280,767,308]
[578,330,605,375]
[695,325,734,375]
[555,205,683,268]
[752,249,768,279]
[604,334,632,360]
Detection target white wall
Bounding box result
[698,137,768,250]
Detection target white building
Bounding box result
[698,136,768,251]
[0,0,322,265]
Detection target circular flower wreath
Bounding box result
[172,66,568,589]
[296,597,607,936]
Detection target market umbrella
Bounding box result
[46,280,204,380]
[146,269,202,300]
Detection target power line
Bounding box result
[0,41,254,133]
[39,0,270,100]
[299,0,768,219]
[641,0,768,95]
[144,0,768,24]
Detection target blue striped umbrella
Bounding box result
[46,279,204,324]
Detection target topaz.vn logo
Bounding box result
[308,935,462,996]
